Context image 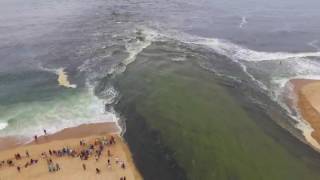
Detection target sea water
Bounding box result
[0,0,320,150]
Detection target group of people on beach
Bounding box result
[0,150,39,172]
[78,135,128,179]
[47,158,60,172]
[0,133,129,180]
[33,129,48,142]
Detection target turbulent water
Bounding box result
[1,0,320,148]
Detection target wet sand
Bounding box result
[0,122,142,180]
[290,79,320,148]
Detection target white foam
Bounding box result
[108,29,158,75]
[0,122,8,130]
[187,37,320,62]
[269,76,320,151]
[295,108,320,151]
[97,85,119,105]
[151,29,319,95]
[0,86,120,139]
[270,78,292,101]
[158,29,320,150]
[156,28,320,62]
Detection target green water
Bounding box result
[0,70,110,137]
[115,59,320,180]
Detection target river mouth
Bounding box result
[112,54,320,180]
[1,0,320,179]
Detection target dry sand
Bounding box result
[290,79,320,147]
[0,122,142,180]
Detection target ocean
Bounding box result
[1,0,320,179]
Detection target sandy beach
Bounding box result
[0,122,142,180]
[290,79,320,147]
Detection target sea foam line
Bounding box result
[153,28,320,150]
[154,27,320,62]
[107,29,158,75]
[185,37,320,62]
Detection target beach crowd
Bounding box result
[0,130,129,180]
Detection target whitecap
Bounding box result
[0,88,119,138]
[107,28,158,75]
[187,37,320,62]
[0,122,8,130]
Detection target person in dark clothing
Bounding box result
[96,168,101,174]
[25,150,30,158]
[56,163,60,171]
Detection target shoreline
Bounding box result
[0,122,142,180]
[0,122,120,151]
[289,79,320,150]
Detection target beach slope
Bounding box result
[0,123,142,180]
[291,79,320,147]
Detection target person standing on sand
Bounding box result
[82,163,86,171]
[17,166,21,172]
[96,168,101,174]
[107,158,112,169]
[56,163,60,171]
[44,129,47,135]
[121,162,126,169]
[25,150,30,158]
[34,135,38,142]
